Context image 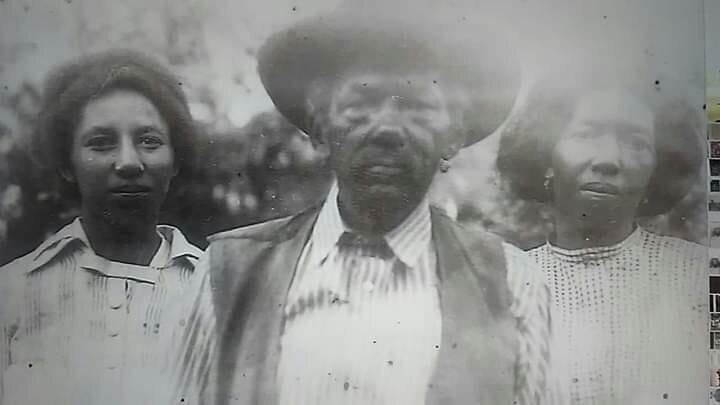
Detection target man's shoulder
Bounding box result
[207,207,320,245]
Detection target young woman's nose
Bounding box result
[114,137,144,178]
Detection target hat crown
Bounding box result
[257,2,521,146]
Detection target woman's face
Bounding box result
[550,89,656,223]
[68,89,176,226]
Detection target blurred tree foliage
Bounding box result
[0,82,706,264]
[161,110,331,248]
[0,82,331,263]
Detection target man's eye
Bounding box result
[339,104,370,122]
[399,98,434,110]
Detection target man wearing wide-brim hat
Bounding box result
[189,4,557,404]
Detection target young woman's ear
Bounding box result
[60,166,75,183]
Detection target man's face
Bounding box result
[323,72,459,204]
[550,88,656,222]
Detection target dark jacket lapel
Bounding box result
[427,208,518,405]
[212,207,519,405]
[211,208,320,405]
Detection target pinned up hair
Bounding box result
[496,78,703,217]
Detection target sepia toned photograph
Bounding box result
[0,0,710,404]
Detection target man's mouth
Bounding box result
[364,164,404,176]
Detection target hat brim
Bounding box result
[257,12,521,147]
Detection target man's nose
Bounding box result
[369,123,405,150]
[368,100,405,149]
[114,138,144,178]
[590,133,621,176]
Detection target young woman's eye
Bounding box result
[138,134,164,148]
[85,136,115,151]
[136,127,165,148]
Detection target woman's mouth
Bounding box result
[579,182,621,199]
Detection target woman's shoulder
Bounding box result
[156,224,203,263]
[525,243,553,264]
[639,228,705,262]
[0,222,81,278]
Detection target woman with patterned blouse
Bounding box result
[497,78,706,404]
[0,50,205,404]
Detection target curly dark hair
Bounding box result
[35,49,195,195]
[496,78,703,217]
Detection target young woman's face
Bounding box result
[68,89,176,225]
[550,89,656,222]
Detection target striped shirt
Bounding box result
[275,184,559,404]
[0,217,202,405]
[278,184,439,405]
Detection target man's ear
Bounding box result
[306,96,331,149]
[441,137,463,161]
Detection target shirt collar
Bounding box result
[27,217,201,274]
[308,182,432,268]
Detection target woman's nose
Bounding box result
[590,133,622,176]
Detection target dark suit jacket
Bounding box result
[205,205,546,404]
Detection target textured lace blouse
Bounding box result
[530,227,707,405]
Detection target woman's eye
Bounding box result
[568,128,594,139]
[625,134,651,150]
